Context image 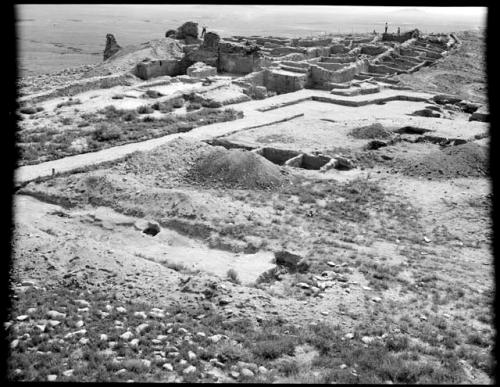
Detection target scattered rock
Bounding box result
[47,375,58,381]
[241,368,255,378]
[183,365,197,375]
[120,331,134,340]
[134,311,148,319]
[361,336,375,344]
[135,323,149,334]
[47,310,66,319]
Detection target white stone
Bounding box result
[100,334,108,341]
[163,363,173,371]
[120,331,134,340]
[116,307,127,313]
[79,337,89,345]
[47,310,66,319]
[361,336,375,344]
[241,368,254,378]
[62,369,74,377]
[134,311,147,319]
[130,338,140,347]
[47,375,57,381]
[136,323,149,334]
[183,365,197,375]
[16,315,29,321]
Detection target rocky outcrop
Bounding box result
[103,34,122,61]
[165,29,177,38]
[176,21,200,44]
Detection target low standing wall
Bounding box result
[310,59,369,86]
[19,73,136,105]
[134,59,181,80]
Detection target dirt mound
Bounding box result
[84,38,184,78]
[189,147,287,189]
[400,143,489,179]
[123,138,213,177]
[349,123,393,139]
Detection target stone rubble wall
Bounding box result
[310,59,369,86]
[19,73,135,105]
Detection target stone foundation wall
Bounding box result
[310,59,369,86]
[330,44,349,54]
[317,62,345,71]
[134,59,181,80]
[19,73,135,104]
[218,52,262,74]
[291,37,332,47]
[320,56,356,63]
[264,69,308,93]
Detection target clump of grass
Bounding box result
[252,337,297,360]
[59,117,73,125]
[226,269,241,284]
[56,98,82,109]
[466,332,490,348]
[187,102,202,111]
[91,123,122,142]
[137,105,154,114]
[144,89,163,99]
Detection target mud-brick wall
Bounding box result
[270,46,307,57]
[134,60,180,80]
[264,70,308,93]
[19,73,134,105]
[330,44,349,54]
[310,59,369,86]
[305,47,332,59]
[316,62,345,71]
[320,56,356,63]
[236,70,266,87]
[291,38,333,47]
[218,53,262,74]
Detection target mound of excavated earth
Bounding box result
[349,122,394,139]
[189,147,288,189]
[400,142,489,179]
[84,37,184,77]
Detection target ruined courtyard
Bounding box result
[9,19,493,383]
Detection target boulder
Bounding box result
[165,29,177,38]
[103,33,122,61]
[275,250,310,273]
[411,109,441,118]
[432,94,462,105]
[469,107,489,122]
[176,21,199,39]
[457,100,480,114]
